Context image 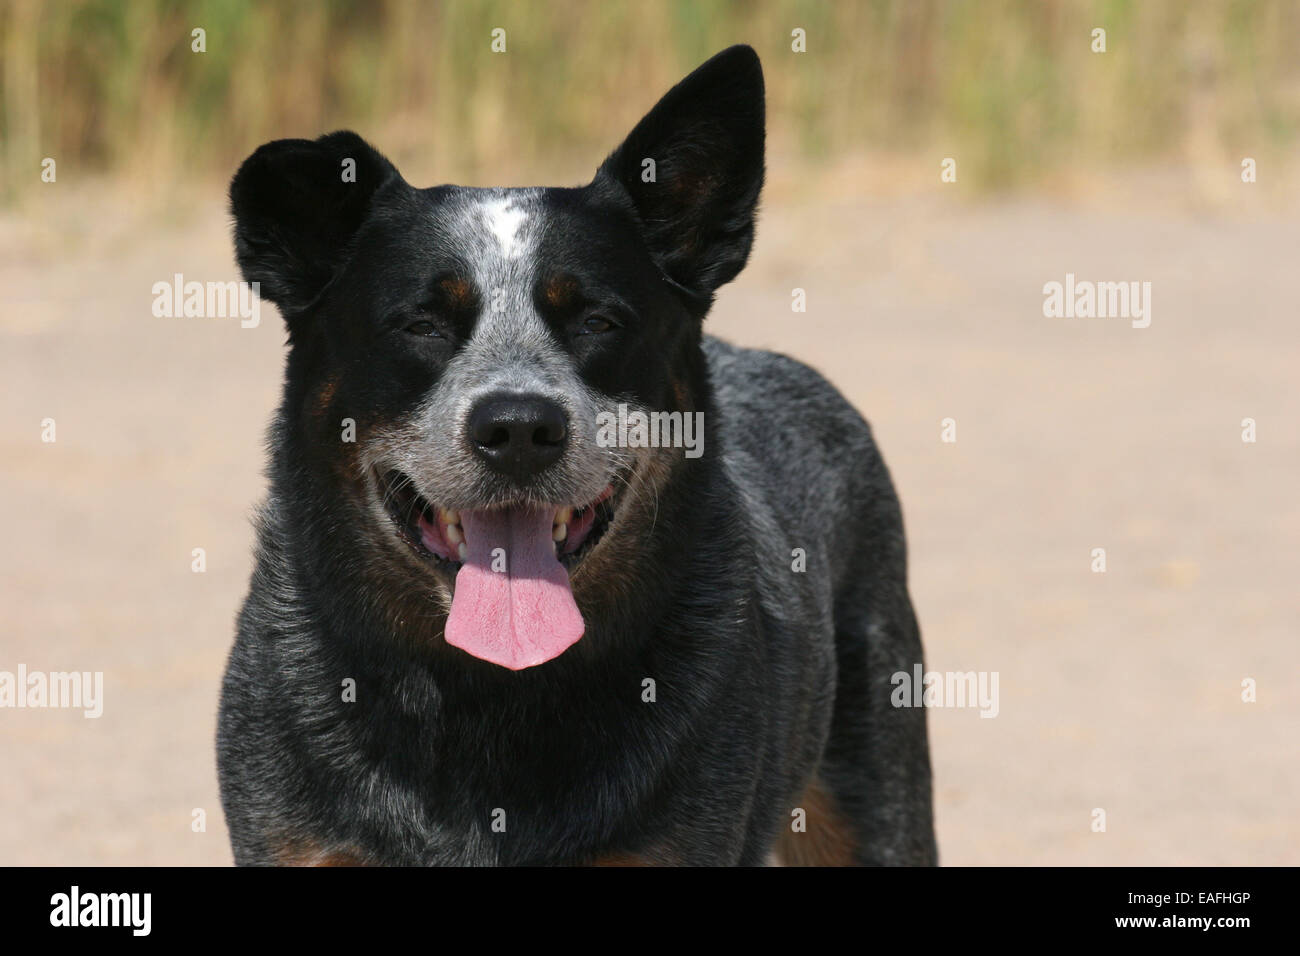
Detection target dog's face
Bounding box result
[230,46,764,669]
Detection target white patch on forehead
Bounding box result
[454,189,556,387]
[481,197,529,260]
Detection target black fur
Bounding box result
[217,45,936,866]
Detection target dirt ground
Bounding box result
[2,166,1297,865]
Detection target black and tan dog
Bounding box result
[217,45,936,866]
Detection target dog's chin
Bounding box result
[371,467,620,581]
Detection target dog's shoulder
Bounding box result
[703,334,902,575]
[704,334,883,475]
[706,335,868,427]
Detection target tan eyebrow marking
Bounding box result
[541,273,580,309]
[438,276,475,309]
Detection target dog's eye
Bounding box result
[404,320,442,338]
[578,315,614,335]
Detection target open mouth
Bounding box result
[374,468,619,670]
[376,469,616,572]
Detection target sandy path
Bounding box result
[2,177,1296,865]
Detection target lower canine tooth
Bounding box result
[552,522,567,542]
[457,542,467,562]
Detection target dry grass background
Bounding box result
[4,0,1300,196]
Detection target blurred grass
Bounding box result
[2,0,1299,201]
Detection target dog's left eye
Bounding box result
[404,320,442,338]
[578,315,614,335]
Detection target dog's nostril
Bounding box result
[533,421,566,446]
[467,393,568,478]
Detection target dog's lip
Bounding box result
[372,468,618,571]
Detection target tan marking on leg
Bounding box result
[774,774,859,866]
[272,836,369,867]
[587,846,679,866]
[589,853,654,866]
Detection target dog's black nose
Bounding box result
[467,393,568,479]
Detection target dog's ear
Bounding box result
[595,45,765,305]
[230,130,402,317]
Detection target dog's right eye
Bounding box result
[578,315,616,335]
[404,320,442,338]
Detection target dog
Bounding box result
[217,44,937,866]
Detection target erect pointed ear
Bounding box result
[595,45,765,305]
[229,130,402,317]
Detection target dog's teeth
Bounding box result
[555,506,573,525]
[444,509,460,524]
[445,523,463,546]
[552,522,567,542]
[457,542,467,562]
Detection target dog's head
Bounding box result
[230,46,764,669]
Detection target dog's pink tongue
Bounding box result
[445,506,584,670]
